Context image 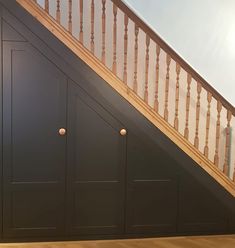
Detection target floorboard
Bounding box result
[0,235,235,248]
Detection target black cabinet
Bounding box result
[66,81,126,235]
[2,41,127,239]
[2,42,67,238]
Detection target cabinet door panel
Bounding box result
[67,82,126,236]
[126,132,178,234]
[3,42,67,238]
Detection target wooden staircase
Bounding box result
[16,0,235,196]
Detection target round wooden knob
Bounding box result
[59,128,66,136]
[120,128,127,136]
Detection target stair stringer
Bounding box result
[16,0,235,197]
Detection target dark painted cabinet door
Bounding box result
[66,81,126,236]
[126,132,178,234]
[2,42,67,238]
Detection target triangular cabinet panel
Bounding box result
[2,19,26,41]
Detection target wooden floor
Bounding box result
[0,235,235,248]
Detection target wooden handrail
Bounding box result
[111,0,235,114]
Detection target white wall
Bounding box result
[123,0,235,106]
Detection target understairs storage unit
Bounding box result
[0,0,235,242]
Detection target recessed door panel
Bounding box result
[126,132,178,234]
[3,42,67,237]
[178,175,228,233]
[67,81,126,236]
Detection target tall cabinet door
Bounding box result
[67,81,126,236]
[2,42,67,238]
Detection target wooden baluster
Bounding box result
[112,4,117,74]
[101,0,106,64]
[204,92,212,158]
[194,82,202,149]
[79,0,83,44]
[174,63,181,131]
[56,0,61,23]
[184,74,192,139]
[214,101,222,166]
[164,54,171,121]
[133,24,139,93]
[68,0,72,34]
[154,44,161,113]
[45,0,49,13]
[123,14,129,84]
[233,163,235,182]
[90,0,95,54]
[223,110,232,175]
[144,35,150,103]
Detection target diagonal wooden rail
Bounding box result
[16,0,235,196]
